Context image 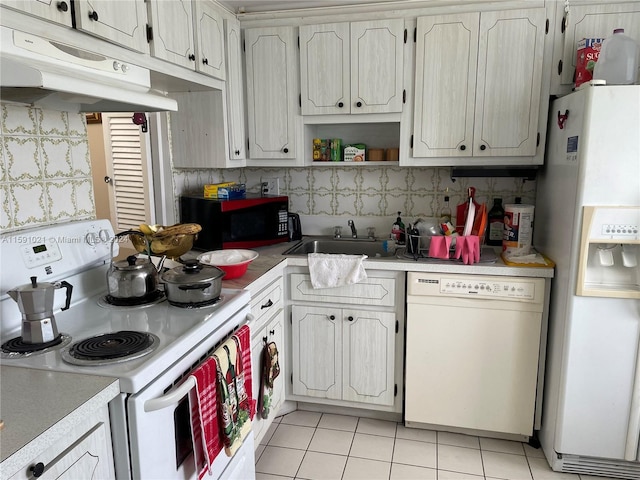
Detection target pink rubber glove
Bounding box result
[428,236,451,259]
[454,236,467,263]
[467,236,480,264]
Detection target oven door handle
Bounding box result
[144,377,196,412]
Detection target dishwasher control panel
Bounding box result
[408,272,541,301]
[438,278,536,299]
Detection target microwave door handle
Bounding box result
[144,376,196,412]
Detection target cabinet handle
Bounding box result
[283,147,289,153]
[202,58,209,65]
[56,1,68,12]
[347,316,354,322]
[459,145,466,151]
[356,101,362,108]
[263,336,268,343]
[269,329,275,335]
[234,150,240,155]
[188,54,196,61]
[260,299,273,309]
[480,144,487,151]
[30,463,45,477]
[337,101,344,108]
[88,10,98,21]
[329,315,335,320]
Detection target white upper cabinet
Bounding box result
[412,13,478,157]
[147,0,195,68]
[1,0,73,27]
[245,26,298,160]
[193,0,225,79]
[411,9,545,159]
[300,19,404,115]
[74,0,148,53]
[147,0,225,79]
[555,1,640,86]
[474,9,545,157]
[224,17,246,160]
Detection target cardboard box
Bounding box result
[344,144,366,162]
[204,182,236,198]
[217,184,246,200]
[576,38,604,87]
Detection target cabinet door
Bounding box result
[1,0,72,27]
[559,2,640,85]
[291,305,341,400]
[245,27,297,159]
[225,17,246,160]
[412,13,479,157]
[474,9,545,157]
[74,0,148,53]
[350,19,404,114]
[194,0,225,79]
[342,309,396,406]
[300,22,351,115]
[148,0,195,69]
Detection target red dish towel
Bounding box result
[190,357,223,479]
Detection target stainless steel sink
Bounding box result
[282,237,395,257]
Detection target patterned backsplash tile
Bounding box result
[0,104,94,232]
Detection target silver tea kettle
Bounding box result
[107,230,159,300]
[7,276,73,344]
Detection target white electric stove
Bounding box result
[0,219,256,480]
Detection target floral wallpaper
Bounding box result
[0,104,94,232]
[172,166,536,220]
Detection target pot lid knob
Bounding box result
[30,276,37,288]
[182,259,202,273]
[127,255,138,266]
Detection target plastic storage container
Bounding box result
[593,28,640,85]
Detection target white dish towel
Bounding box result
[308,253,368,289]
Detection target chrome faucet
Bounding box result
[347,219,357,238]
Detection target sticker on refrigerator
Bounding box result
[566,136,579,162]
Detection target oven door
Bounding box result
[126,306,255,480]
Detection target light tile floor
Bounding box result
[254,411,622,480]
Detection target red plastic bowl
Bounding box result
[197,250,259,280]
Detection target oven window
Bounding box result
[174,395,192,469]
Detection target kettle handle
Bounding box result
[110,230,153,264]
[58,280,73,311]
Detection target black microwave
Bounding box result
[180,194,289,251]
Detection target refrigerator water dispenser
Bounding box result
[577,206,640,298]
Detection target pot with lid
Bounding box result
[161,259,225,307]
[7,276,73,343]
[107,231,159,301]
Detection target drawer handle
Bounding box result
[347,316,354,322]
[261,299,273,309]
[269,329,275,335]
[329,315,335,320]
[30,462,45,477]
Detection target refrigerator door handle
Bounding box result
[624,344,640,461]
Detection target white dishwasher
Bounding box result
[405,272,545,439]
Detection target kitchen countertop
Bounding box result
[206,238,554,291]
[0,366,119,477]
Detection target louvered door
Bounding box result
[102,114,152,233]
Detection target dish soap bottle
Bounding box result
[487,198,505,246]
[392,212,405,245]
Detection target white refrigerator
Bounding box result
[534,84,640,479]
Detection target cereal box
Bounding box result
[343,144,366,162]
[576,38,604,87]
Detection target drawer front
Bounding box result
[290,274,395,307]
[250,277,284,332]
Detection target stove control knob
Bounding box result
[30,462,45,477]
[85,232,99,246]
[98,229,111,243]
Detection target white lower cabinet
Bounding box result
[10,407,114,480]
[288,270,404,411]
[249,275,285,446]
[292,305,396,406]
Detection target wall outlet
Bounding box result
[261,177,280,196]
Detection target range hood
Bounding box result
[0,27,177,113]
